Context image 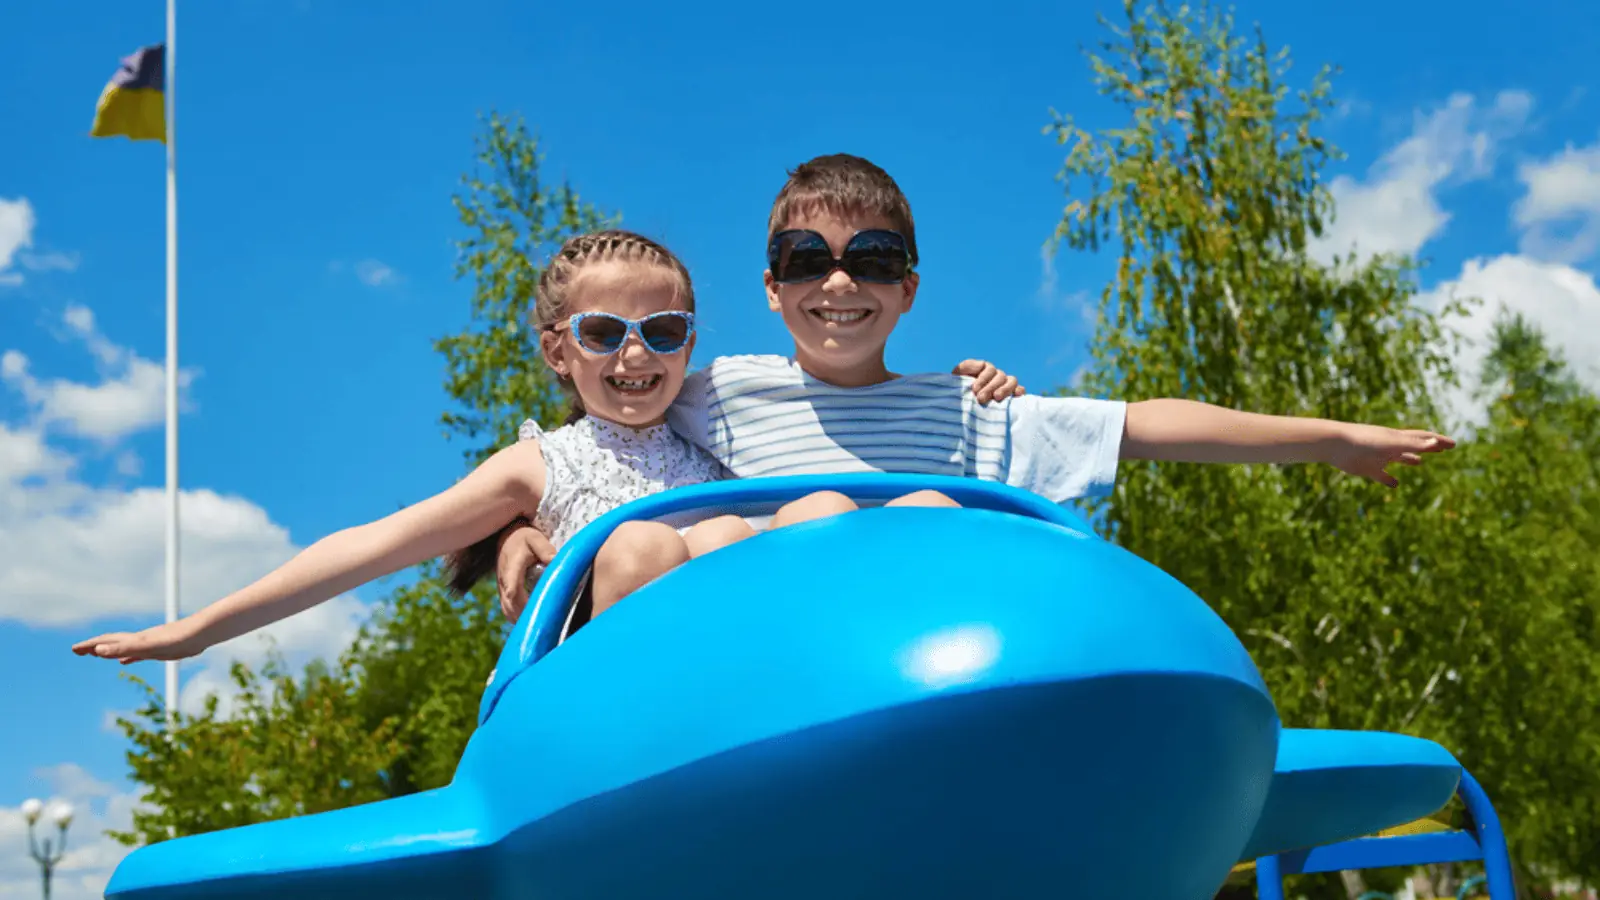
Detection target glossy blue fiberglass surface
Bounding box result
[101,474,1465,900]
[478,472,1105,723]
[1242,728,1462,861]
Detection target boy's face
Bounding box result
[764,208,918,387]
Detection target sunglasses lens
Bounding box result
[640,314,691,352]
[772,232,836,283]
[842,231,908,283]
[575,315,627,353]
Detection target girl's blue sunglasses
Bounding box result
[556,310,695,355]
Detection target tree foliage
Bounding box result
[1048,1,1599,894]
[438,113,616,464]
[113,111,609,844]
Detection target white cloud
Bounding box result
[0,422,74,483]
[1,454,375,707]
[1311,91,1535,263]
[1417,254,1600,426]
[1036,244,1058,306]
[0,197,36,287]
[114,450,141,477]
[177,594,368,718]
[0,198,79,287]
[1513,136,1600,264]
[1035,245,1095,322]
[1308,89,1600,429]
[1,306,372,680]
[354,259,400,288]
[1036,245,1097,374]
[2,305,198,443]
[17,249,81,273]
[3,478,308,625]
[0,764,145,900]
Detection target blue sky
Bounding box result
[3,0,1599,894]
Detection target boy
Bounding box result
[492,153,1453,611]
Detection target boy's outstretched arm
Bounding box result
[72,441,549,663]
[1122,399,1455,487]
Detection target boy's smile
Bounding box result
[766,209,918,387]
[805,298,877,332]
[810,307,871,325]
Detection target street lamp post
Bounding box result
[20,798,74,900]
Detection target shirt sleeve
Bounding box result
[666,368,715,453]
[518,418,565,537]
[1004,395,1127,502]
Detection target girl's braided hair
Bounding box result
[442,229,695,598]
[534,229,696,425]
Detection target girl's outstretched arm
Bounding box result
[72,440,549,664]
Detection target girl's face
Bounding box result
[540,260,696,429]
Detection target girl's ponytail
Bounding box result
[562,393,586,426]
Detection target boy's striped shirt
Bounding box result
[667,355,1126,503]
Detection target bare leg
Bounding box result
[590,520,690,619]
[771,490,860,530]
[683,514,758,558]
[884,489,960,509]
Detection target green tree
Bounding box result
[1046,1,1598,894]
[1413,313,1600,892]
[438,112,616,464]
[113,111,612,843]
[111,656,406,841]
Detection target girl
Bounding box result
[72,230,752,663]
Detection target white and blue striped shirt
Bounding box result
[667,355,1126,503]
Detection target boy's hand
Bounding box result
[72,619,207,664]
[1326,424,1456,488]
[953,359,1026,404]
[497,523,557,621]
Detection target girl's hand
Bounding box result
[72,619,208,664]
[497,524,557,621]
[67,440,549,667]
[1326,425,1456,488]
[953,359,1026,404]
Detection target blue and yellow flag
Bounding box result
[90,44,166,142]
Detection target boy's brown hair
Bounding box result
[767,154,919,267]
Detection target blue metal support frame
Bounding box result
[1255,769,1514,899]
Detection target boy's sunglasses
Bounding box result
[553,311,695,355]
[767,229,911,285]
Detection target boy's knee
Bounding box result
[885,489,961,509]
[684,515,756,557]
[773,490,859,528]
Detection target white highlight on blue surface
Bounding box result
[903,624,1002,687]
[349,829,484,852]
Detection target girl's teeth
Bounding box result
[609,376,659,391]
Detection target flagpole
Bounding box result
[163,0,181,725]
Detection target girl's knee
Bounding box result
[684,515,756,557]
[885,489,961,509]
[590,521,689,619]
[597,520,689,574]
[773,490,859,528]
